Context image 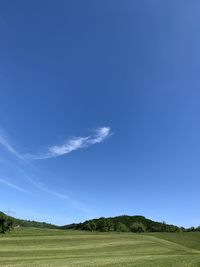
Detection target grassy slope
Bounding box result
[148,232,200,250]
[0,212,58,229]
[0,228,200,267]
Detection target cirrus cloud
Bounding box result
[25,126,112,160]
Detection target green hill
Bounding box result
[1,212,200,233]
[0,212,58,230]
[61,215,181,233]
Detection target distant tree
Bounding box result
[149,225,161,232]
[161,221,168,232]
[115,222,129,232]
[7,219,13,231]
[96,218,107,232]
[195,226,200,232]
[130,222,146,233]
[0,218,13,234]
[187,227,195,232]
[0,218,5,233]
[89,221,96,231]
[83,221,96,232]
[83,223,91,231]
[106,219,114,231]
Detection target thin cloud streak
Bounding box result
[0,178,28,194]
[26,126,112,160]
[0,135,25,161]
[23,173,93,214]
[0,126,110,214]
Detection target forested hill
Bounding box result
[1,212,200,233]
[0,212,58,230]
[61,215,182,232]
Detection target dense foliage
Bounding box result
[1,211,200,234]
[62,215,182,233]
[0,212,15,233]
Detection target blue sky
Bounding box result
[0,0,200,227]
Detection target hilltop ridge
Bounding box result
[1,212,200,233]
[61,215,182,232]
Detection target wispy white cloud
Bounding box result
[0,177,28,193]
[0,135,25,161]
[26,126,112,160]
[0,126,111,215]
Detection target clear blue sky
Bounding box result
[0,0,200,227]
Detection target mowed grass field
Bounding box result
[1,228,200,267]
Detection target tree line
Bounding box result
[63,215,200,233]
[1,213,200,234]
[0,212,58,234]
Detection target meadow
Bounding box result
[0,228,200,267]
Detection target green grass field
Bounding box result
[0,228,200,267]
